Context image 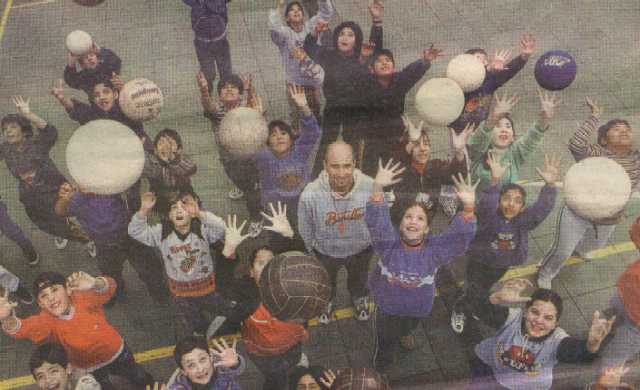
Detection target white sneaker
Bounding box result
[451,310,466,334]
[228,187,244,200]
[86,241,97,258]
[248,221,263,238]
[297,352,309,368]
[354,296,371,321]
[54,237,69,250]
[537,273,552,290]
[318,302,333,325]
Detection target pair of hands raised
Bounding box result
[487,151,561,185]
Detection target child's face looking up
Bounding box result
[169,200,192,230]
[372,54,395,77]
[91,83,117,112]
[337,27,356,54]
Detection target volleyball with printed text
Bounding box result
[119,78,164,122]
[534,50,577,91]
[259,252,332,321]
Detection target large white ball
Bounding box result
[66,120,145,195]
[65,30,93,56]
[415,78,465,126]
[119,78,164,122]
[446,54,486,92]
[564,157,631,221]
[218,107,268,159]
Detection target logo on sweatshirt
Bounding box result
[325,208,364,227]
[497,343,540,375]
[491,232,516,251]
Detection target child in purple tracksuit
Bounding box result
[254,85,321,234]
[365,160,477,370]
[451,153,560,336]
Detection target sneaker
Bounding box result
[297,352,309,368]
[54,237,69,250]
[86,241,97,258]
[354,296,371,321]
[451,310,466,335]
[537,273,552,290]
[318,302,333,325]
[27,253,40,267]
[248,221,263,238]
[228,187,244,200]
[15,284,34,305]
[400,335,415,350]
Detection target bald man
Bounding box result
[298,141,374,324]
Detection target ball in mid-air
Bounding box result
[65,30,93,56]
[119,78,164,122]
[218,107,269,159]
[534,50,577,91]
[446,53,486,92]
[415,78,465,127]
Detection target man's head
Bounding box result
[499,183,526,220]
[30,343,71,390]
[216,74,244,105]
[598,119,633,151]
[323,141,355,194]
[1,114,33,145]
[370,49,395,78]
[465,48,488,68]
[174,336,215,385]
[399,203,430,245]
[333,21,363,56]
[267,120,294,157]
[90,78,118,112]
[284,1,305,26]
[249,246,275,283]
[33,272,72,318]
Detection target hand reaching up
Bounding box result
[373,159,405,193]
[535,154,561,185]
[222,215,250,258]
[490,278,533,305]
[261,202,294,238]
[451,173,479,208]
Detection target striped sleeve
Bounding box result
[568,115,602,161]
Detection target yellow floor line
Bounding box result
[0,0,13,47]
[11,0,55,9]
[1,241,637,389]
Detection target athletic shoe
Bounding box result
[354,296,371,321]
[400,335,415,350]
[297,352,309,368]
[318,301,333,325]
[228,187,244,200]
[537,273,552,290]
[86,241,97,258]
[27,253,40,267]
[54,237,69,250]
[15,283,34,305]
[451,310,466,335]
[248,221,263,238]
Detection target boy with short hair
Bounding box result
[355,45,443,175]
[168,336,245,389]
[128,189,249,337]
[64,40,122,96]
[30,343,100,390]
[0,271,154,389]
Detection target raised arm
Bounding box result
[510,90,560,165]
[366,159,405,252]
[197,71,217,113]
[128,192,162,247]
[520,155,560,230]
[54,182,75,217]
[269,0,290,47]
[569,97,603,161]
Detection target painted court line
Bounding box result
[11,0,55,9]
[1,240,636,389]
[0,0,13,47]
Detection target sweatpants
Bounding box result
[314,246,373,302]
[249,343,302,390]
[91,344,155,390]
[0,200,37,262]
[194,37,232,92]
[538,205,616,282]
[373,306,421,370]
[455,260,509,326]
[173,291,225,339]
[220,157,261,221]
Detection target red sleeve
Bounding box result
[73,277,117,309]
[9,313,53,344]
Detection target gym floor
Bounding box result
[0,0,639,388]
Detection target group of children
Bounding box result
[0,0,638,389]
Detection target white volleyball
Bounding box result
[218,107,268,159]
[415,78,465,126]
[119,78,164,122]
[564,157,631,221]
[446,54,486,92]
[66,120,145,195]
[65,30,93,56]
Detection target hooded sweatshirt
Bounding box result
[167,353,246,390]
[298,169,373,258]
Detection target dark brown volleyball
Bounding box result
[333,368,391,390]
[259,252,331,321]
